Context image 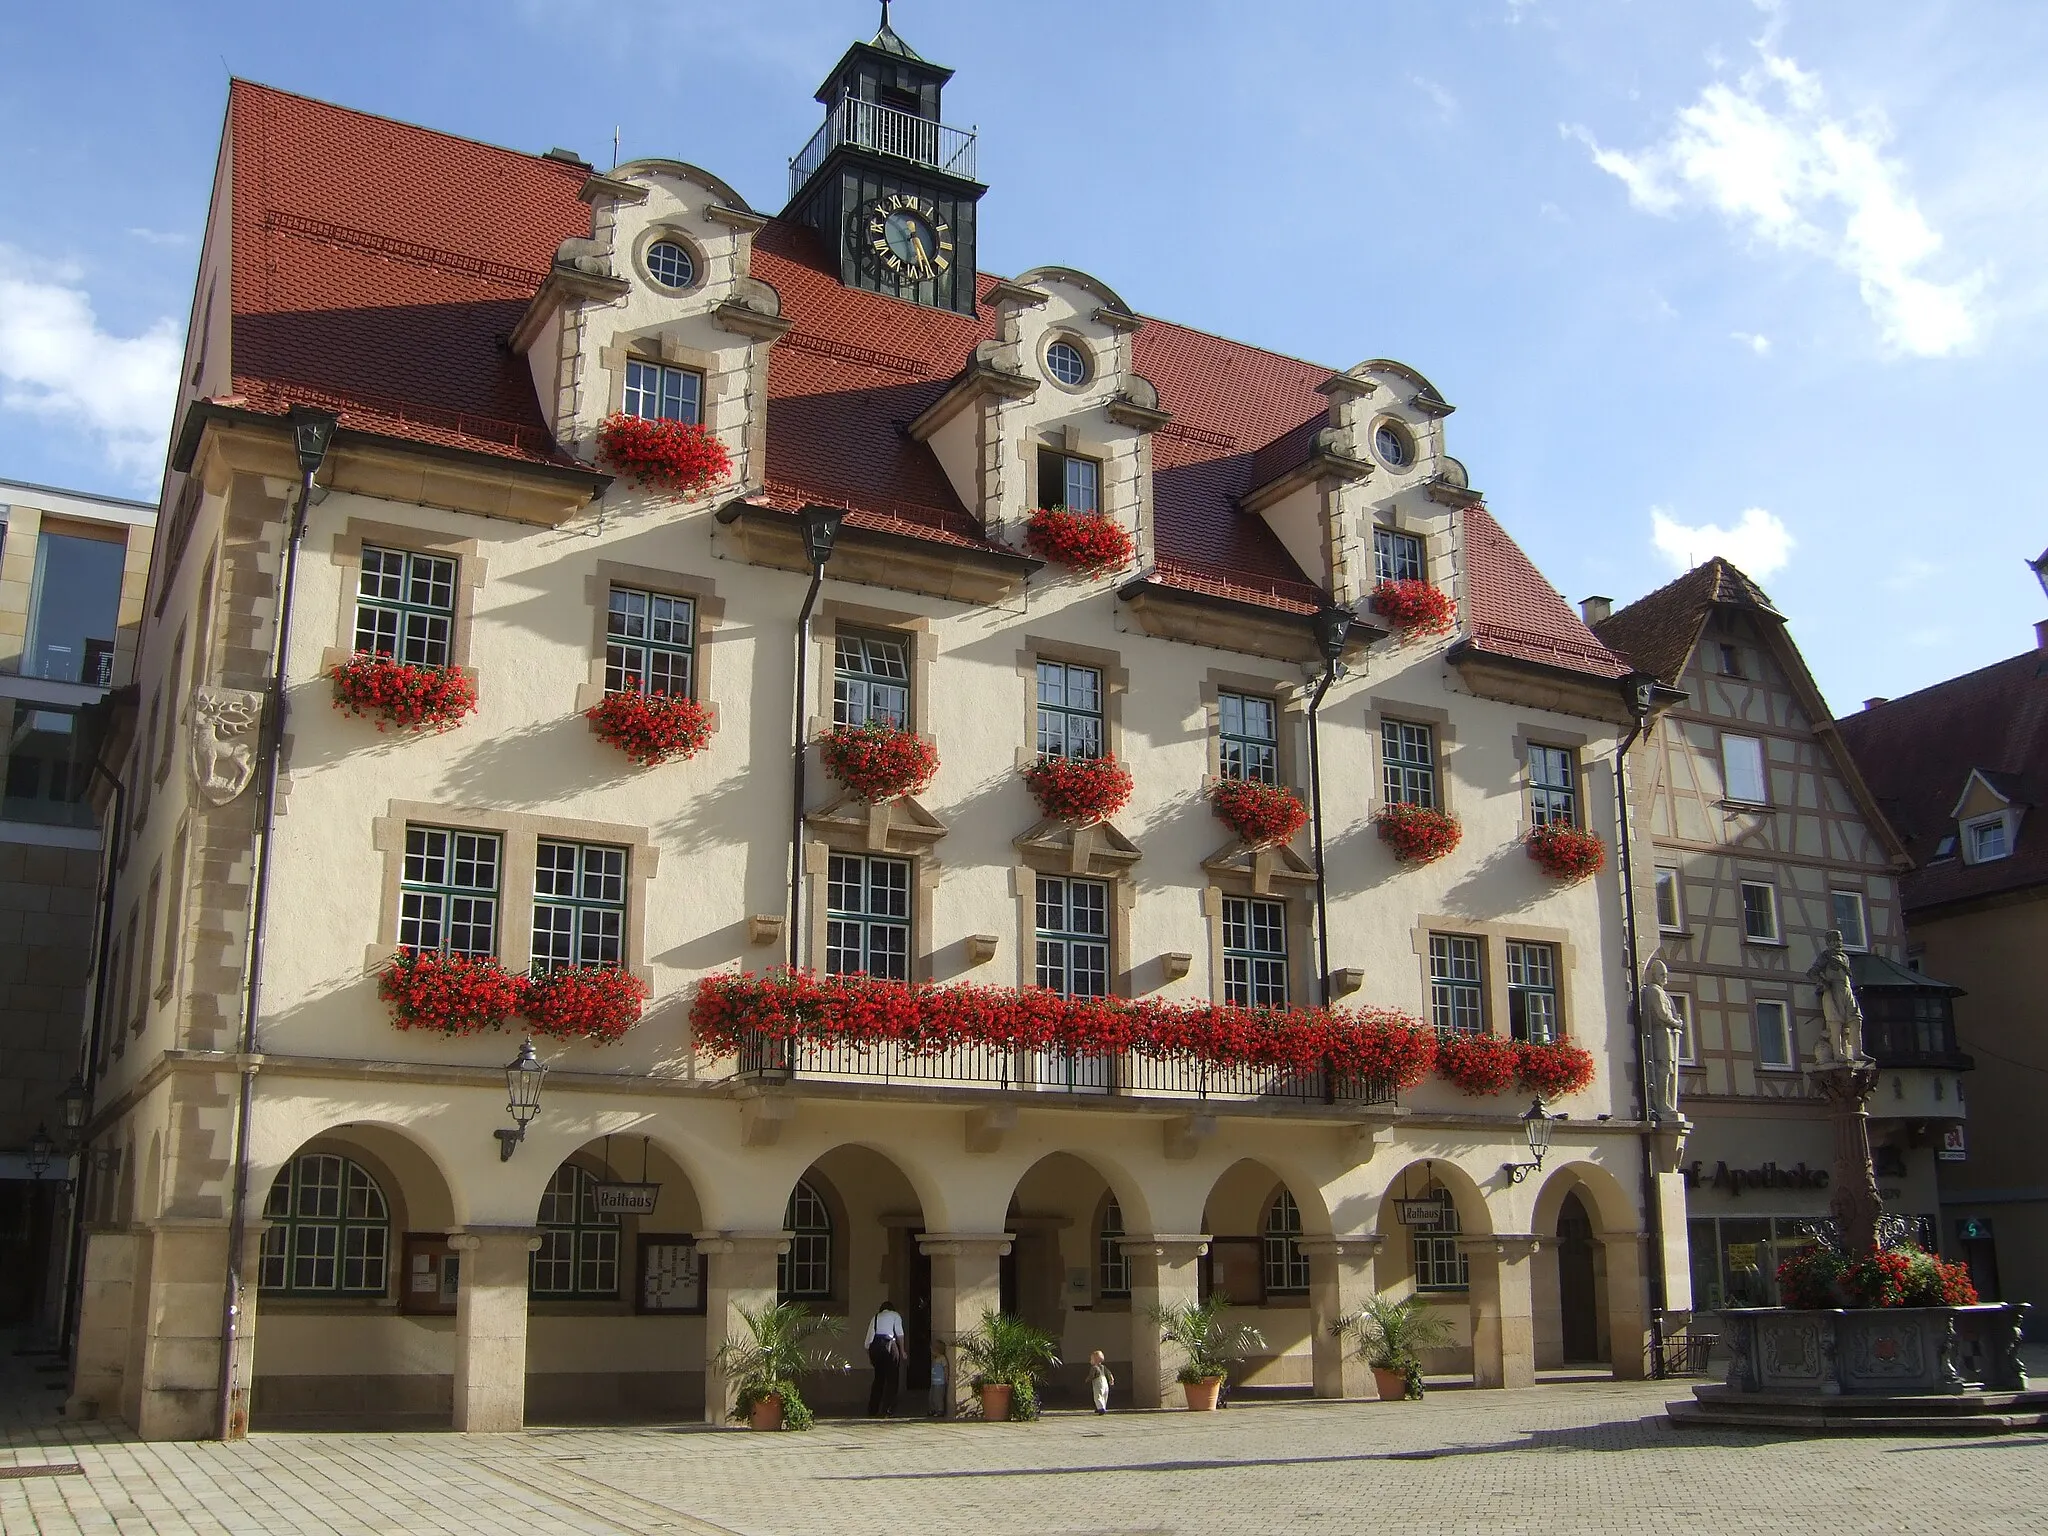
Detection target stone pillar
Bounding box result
[65,1227,138,1421]
[921,1232,1012,1416]
[127,1218,233,1440]
[696,1232,788,1426]
[1816,1064,1882,1258]
[1600,1231,1650,1381]
[1121,1234,1208,1409]
[1464,1235,1540,1390]
[1302,1236,1379,1400]
[449,1227,540,1432]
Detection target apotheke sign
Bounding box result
[1682,1160,1828,1198]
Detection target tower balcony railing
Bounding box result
[789,95,977,200]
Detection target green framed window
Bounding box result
[825,853,911,979]
[1527,744,1577,827]
[1035,875,1109,999]
[399,826,500,956]
[833,631,910,729]
[778,1179,832,1301]
[258,1153,390,1296]
[355,546,455,667]
[1036,661,1104,760]
[1222,896,1287,1007]
[605,586,694,697]
[1506,940,1560,1043]
[1411,1186,1469,1291]
[532,840,627,974]
[1098,1195,1130,1299]
[1218,692,1278,784]
[1381,720,1437,808]
[1429,933,1483,1037]
[531,1163,619,1299]
[1263,1188,1311,1294]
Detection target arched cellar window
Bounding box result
[778,1178,832,1301]
[1412,1185,1469,1292]
[531,1163,619,1299]
[259,1152,390,1296]
[1263,1188,1310,1294]
[1098,1195,1131,1299]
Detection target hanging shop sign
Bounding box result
[1681,1160,1828,1197]
[592,1181,661,1216]
[1939,1125,1968,1162]
[1393,1196,1450,1227]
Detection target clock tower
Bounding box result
[783,5,984,314]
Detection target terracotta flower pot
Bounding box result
[1372,1366,1410,1402]
[979,1382,1014,1421]
[1182,1376,1224,1412]
[748,1393,784,1431]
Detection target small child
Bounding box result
[1088,1349,1114,1414]
[928,1340,949,1418]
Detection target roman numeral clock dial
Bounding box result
[863,194,953,284]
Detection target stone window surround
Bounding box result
[1039,328,1098,395]
[155,622,186,785]
[1201,880,1313,1010]
[153,819,189,1005]
[632,221,708,295]
[1409,915,1582,1042]
[807,600,936,742]
[1198,667,1305,794]
[1366,499,1442,591]
[1026,423,1127,524]
[253,1135,416,1314]
[596,329,731,429]
[1367,413,1420,476]
[323,519,486,679]
[1511,723,1592,835]
[364,800,658,983]
[1016,634,1129,771]
[800,837,941,985]
[1010,853,1136,998]
[574,563,726,717]
[1361,695,1459,816]
[136,858,162,1038]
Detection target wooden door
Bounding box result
[1557,1193,1600,1363]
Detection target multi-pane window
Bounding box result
[1967,817,2009,863]
[778,1179,832,1301]
[1506,940,1560,1044]
[1037,448,1100,513]
[1755,1000,1794,1070]
[1740,881,1780,943]
[1654,867,1684,932]
[1218,692,1278,784]
[1263,1189,1310,1294]
[1429,934,1484,1037]
[1411,1186,1468,1292]
[605,586,694,697]
[531,1163,619,1299]
[1381,721,1437,808]
[1373,527,1425,583]
[1527,745,1577,827]
[1830,890,1868,950]
[825,853,911,979]
[1222,897,1288,1007]
[355,546,455,667]
[645,240,695,289]
[623,358,702,425]
[1721,734,1768,804]
[1097,1196,1131,1299]
[1669,992,1696,1063]
[1036,876,1109,999]
[834,631,910,729]
[1046,340,1090,388]
[532,840,627,974]
[1037,661,1104,760]
[258,1153,389,1296]
[399,827,500,956]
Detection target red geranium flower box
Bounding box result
[1526,823,1606,882]
[378,948,525,1035]
[331,653,478,733]
[1517,1038,1596,1098]
[1211,778,1308,847]
[596,412,731,497]
[522,965,650,1045]
[1434,1032,1519,1096]
[1024,754,1134,825]
[1375,803,1462,865]
[587,686,712,767]
[1024,506,1135,576]
[820,721,939,802]
[1369,578,1456,637]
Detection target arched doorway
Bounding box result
[1531,1161,1641,1377]
[1199,1159,1331,1396]
[1375,1160,1496,1387]
[1000,1152,1149,1408]
[1556,1191,1601,1364]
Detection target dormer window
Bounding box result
[1045,339,1090,390]
[645,240,695,290]
[1039,448,1100,513]
[1374,528,1425,583]
[1966,814,2011,863]
[624,359,703,427]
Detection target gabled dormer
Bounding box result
[1951,768,2026,864]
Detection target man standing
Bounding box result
[865,1298,905,1417]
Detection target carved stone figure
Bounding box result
[1642,957,1686,1120]
[190,687,266,805]
[1807,928,1867,1064]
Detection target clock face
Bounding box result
[863,194,953,283]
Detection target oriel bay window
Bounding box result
[259,1152,390,1297]
[1381,720,1437,807]
[1527,744,1577,827]
[400,827,500,956]
[623,357,703,426]
[532,840,627,974]
[356,545,455,667]
[826,853,911,979]
[605,586,694,697]
[1505,940,1561,1043]
[1429,933,1484,1036]
[1218,691,1278,784]
[834,631,910,728]
[1038,661,1104,759]
[1038,447,1101,513]
[1036,875,1109,998]
[532,1162,619,1299]
[1222,896,1287,1007]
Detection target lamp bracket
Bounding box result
[494,1127,525,1162]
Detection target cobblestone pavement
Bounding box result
[6,1354,2048,1535]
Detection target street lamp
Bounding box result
[26,1123,53,1180]
[494,1038,547,1161]
[1502,1098,1555,1184]
[799,504,847,571]
[287,404,340,481]
[1311,604,1352,668]
[59,1075,87,1141]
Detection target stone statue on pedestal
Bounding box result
[1807,929,1867,1065]
[1643,957,1686,1121]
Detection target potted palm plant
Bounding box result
[955,1310,1061,1422]
[713,1300,844,1430]
[1149,1294,1265,1411]
[1340,1294,1453,1401]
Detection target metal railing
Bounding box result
[789,97,978,200]
[735,1028,1398,1107]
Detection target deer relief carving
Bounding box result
[190,687,266,806]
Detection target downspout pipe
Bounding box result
[1305,606,1354,1020]
[215,408,337,1440]
[786,507,845,975]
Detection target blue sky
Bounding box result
[3,0,2042,708]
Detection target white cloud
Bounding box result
[1412,75,1459,123]
[124,228,188,247]
[1651,505,1796,578]
[1731,330,1772,354]
[1568,41,1982,356]
[0,245,181,482]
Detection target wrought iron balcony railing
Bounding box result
[789,96,978,201]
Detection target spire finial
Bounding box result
[880,1,891,29]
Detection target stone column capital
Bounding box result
[694,1230,791,1257]
[1297,1235,1381,1260]
[1459,1233,1542,1259]
[918,1231,1014,1259]
[1117,1233,1211,1260]
[448,1226,541,1254]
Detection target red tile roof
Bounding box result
[1594,557,1782,686]
[215,79,1619,678]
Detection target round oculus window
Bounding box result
[1046,339,1090,388]
[1374,421,1413,469]
[646,240,695,290]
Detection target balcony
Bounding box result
[789,96,978,201]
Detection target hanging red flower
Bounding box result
[1375,803,1462,865]
[521,965,650,1045]
[596,412,732,497]
[1024,506,1135,575]
[1211,778,1308,847]
[1525,823,1607,882]
[1433,1032,1519,1096]
[586,686,713,767]
[820,721,939,802]
[378,948,526,1035]
[1516,1038,1596,1098]
[330,653,478,732]
[1369,578,1456,637]
[1023,754,1134,824]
